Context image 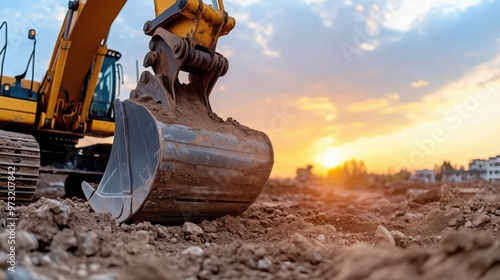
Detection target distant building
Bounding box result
[442,156,500,182]
[486,156,500,182]
[296,165,314,182]
[410,170,436,183]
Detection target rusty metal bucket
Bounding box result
[82,98,274,223]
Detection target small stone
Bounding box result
[325,225,337,232]
[76,231,100,256]
[0,230,38,252]
[404,212,423,223]
[30,255,41,266]
[133,230,151,245]
[183,222,204,236]
[202,224,217,233]
[275,209,283,216]
[286,214,297,219]
[181,246,204,256]
[208,233,218,239]
[448,218,458,227]
[318,212,327,220]
[317,234,326,242]
[6,266,33,280]
[89,263,101,272]
[156,227,167,238]
[391,230,407,246]
[170,238,178,243]
[76,269,88,278]
[291,233,310,249]
[88,274,115,280]
[464,221,472,228]
[254,247,267,258]
[46,199,71,226]
[373,225,395,246]
[257,258,272,271]
[0,251,8,269]
[472,231,495,249]
[50,229,77,251]
[472,213,491,228]
[120,224,130,232]
[17,231,39,251]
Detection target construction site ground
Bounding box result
[1,175,500,280]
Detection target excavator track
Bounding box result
[0,130,40,203]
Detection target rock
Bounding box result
[120,223,130,232]
[318,212,327,221]
[317,234,326,243]
[407,187,442,204]
[391,230,407,246]
[183,222,204,236]
[76,231,100,256]
[291,233,313,252]
[471,231,495,249]
[181,246,204,256]
[50,229,77,251]
[325,225,337,232]
[286,214,297,219]
[404,212,424,223]
[201,224,217,233]
[124,259,180,280]
[16,231,38,252]
[257,258,272,272]
[89,263,101,272]
[6,265,33,280]
[254,246,267,259]
[472,213,491,228]
[0,251,8,269]
[373,225,395,246]
[0,231,37,252]
[46,199,71,226]
[76,269,88,278]
[208,233,218,239]
[441,229,475,253]
[156,227,167,238]
[133,230,151,245]
[88,274,115,280]
[464,221,472,228]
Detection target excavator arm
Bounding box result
[38,0,126,134]
[0,0,274,222]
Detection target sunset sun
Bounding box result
[317,148,343,169]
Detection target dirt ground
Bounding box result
[1,177,499,280]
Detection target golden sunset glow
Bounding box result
[317,148,343,169]
[3,0,499,179]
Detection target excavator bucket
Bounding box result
[82,0,274,223]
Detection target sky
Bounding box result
[2,0,500,178]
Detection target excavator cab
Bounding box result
[89,50,122,120]
[83,0,274,223]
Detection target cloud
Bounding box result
[296,96,337,121]
[303,0,339,27]
[393,53,500,124]
[217,45,234,58]
[378,0,484,31]
[346,93,400,114]
[246,22,279,57]
[226,0,262,7]
[412,80,429,88]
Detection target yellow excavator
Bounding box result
[0,0,274,223]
